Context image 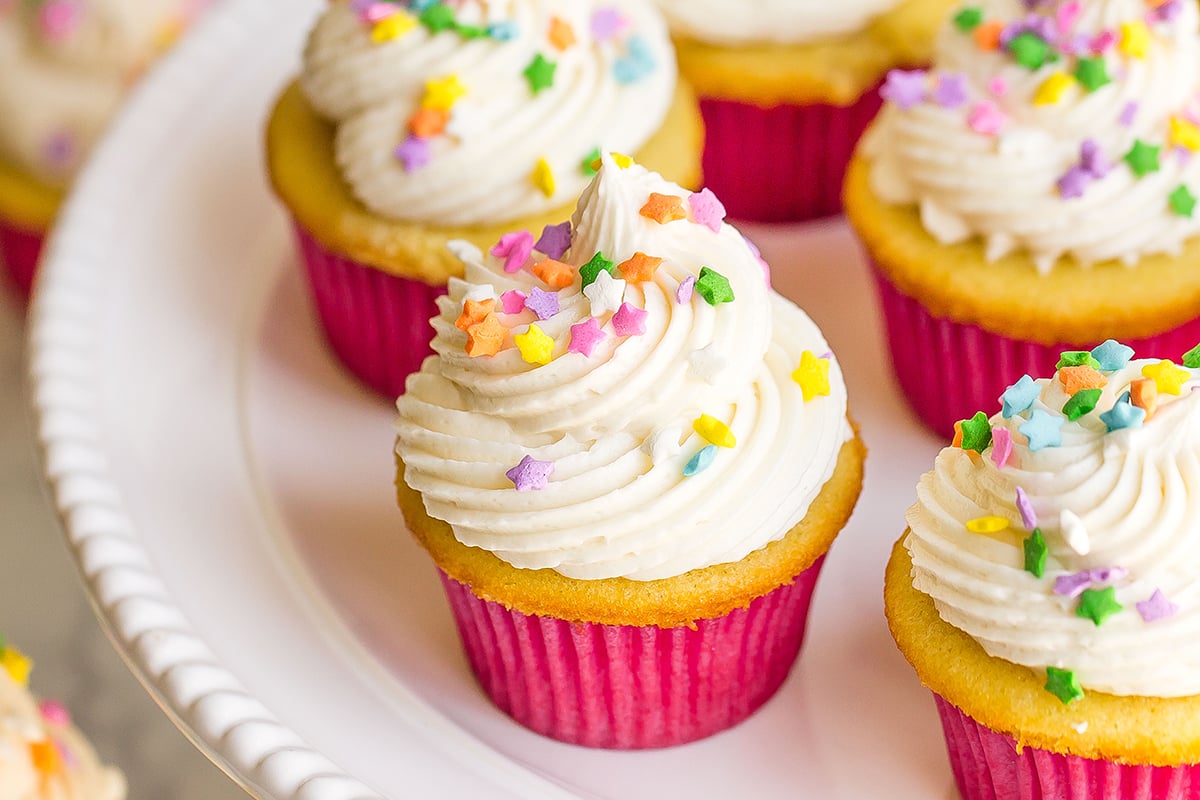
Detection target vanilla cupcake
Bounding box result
[846,0,1200,436]
[653,0,955,222]
[887,344,1200,798]
[393,156,864,748]
[266,0,703,398]
[0,0,202,299]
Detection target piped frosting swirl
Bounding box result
[652,0,903,46]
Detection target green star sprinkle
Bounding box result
[1063,388,1102,421]
[1076,586,1123,627]
[1008,32,1056,70]
[1074,56,1111,92]
[1170,185,1197,218]
[1024,529,1048,578]
[1124,139,1161,177]
[581,147,602,176]
[453,22,487,38]
[958,411,993,454]
[953,7,984,32]
[419,2,456,32]
[1056,351,1101,370]
[524,53,557,95]
[1045,667,1084,705]
[695,267,735,306]
[1183,343,1200,369]
[579,251,616,289]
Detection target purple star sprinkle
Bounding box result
[394,135,431,172]
[568,317,606,356]
[689,188,726,233]
[881,69,928,110]
[1152,0,1182,23]
[611,302,648,336]
[491,230,534,273]
[524,286,559,320]
[1057,166,1092,199]
[933,74,969,109]
[500,290,527,315]
[1079,139,1110,178]
[505,455,554,492]
[43,131,76,168]
[534,221,572,260]
[1137,589,1179,622]
[1119,101,1139,127]
[1015,486,1038,530]
[591,7,626,42]
[1053,567,1128,598]
[676,275,696,304]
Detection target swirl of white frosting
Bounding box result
[867,0,1200,272]
[653,0,902,46]
[0,0,198,183]
[301,0,676,227]
[394,160,851,581]
[907,357,1200,696]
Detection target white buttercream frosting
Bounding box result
[907,350,1200,697]
[866,0,1200,273]
[654,0,902,46]
[301,0,677,227]
[394,159,852,581]
[0,0,199,183]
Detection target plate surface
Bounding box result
[29,0,955,797]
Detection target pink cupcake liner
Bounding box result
[0,217,45,301]
[870,263,1200,439]
[698,85,883,223]
[438,554,827,749]
[293,222,446,399]
[934,694,1200,799]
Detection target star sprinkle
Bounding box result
[792,351,831,401]
[1074,56,1111,92]
[1100,395,1146,432]
[487,20,519,40]
[1058,366,1105,396]
[1034,72,1073,105]
[455,298,495,331]
[1060,509,1091,555]
[409,108,449,137]
[694,414,736,448]
[1090,340,1133,372]
[568,317,606,357]
[957,412,992,453]
[423,74,467,110]
[881,69,927,109]
[967,101,1007,135]
[973,20,1003,50]
[372,10,418,42]
[579,251,616,289]
[583,270,627,316]
[1119,101,1139,127]
[676,275,696,304]
[524,54,557,95]
[683,445,718,477]
[506,455,554,491]
[695,267,734,306]
[589,152,634,173]
[1076,586,1123,627]
[1142,359,1190,395]
[689,189,726,233]
[38,700,70,727]
[1057,167,1091,199]
[1055,567,1128,599]
[0,646,30,686]
[464,314,506,357]
[1170,185,1197,217]
[1119,20,1150,58]
[394,135,431,172]
[500,290,527,315]
[1170,116,1200,151]
[618,252,663,283]
[514,323,555,365]
[580,147,602,176]
[1124,140,1162,177]
[1130,378,1158,419]
[991,426,1013,467]
[419,2,456,32]
[1015,486,1038,530]
[1008,31,1056,70]
[524,287,559,321]
[953,7,984,32]
[534,222,571,260]
[1184,343,1200,369]
[490,230,534,273]
[1024,529,1048,578]
[966,516,1009,534]
[1045,667,1083,705]
[591,7,626,41]
[1019,410,1064,451]
[611,302,648,337]
[933,73,968,108]
[614,35,656,84]
[547,16,575,50]
[1057,351,1101,370]
[532,259,574,288]
[640,193,688,224]
[532,158,556,198]
[1137,589,1179,623]
[998,376,1039,421]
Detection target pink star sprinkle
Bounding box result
[676,275,696,304]
[568,317,606,357]
[500,290,527,315]
[491,230,535,273]
[38,700,70,727]
[1056,1,1082,34]
[967,102,1007,136]
[591,8,627,41]
[611,302,648,336]
[38,0,80,41]
[987,76,1008,97]
[689,188,726,233]
[505,455,554,491]
[1137,589,1179,622]
[991,426,1013,468]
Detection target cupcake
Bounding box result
[0,636,126,799]
[393,156,865,748]
[886,345,1200,799]
[652,0,955,223]
[846,0,1200,437]
[0,0,202,300]
[266,0,703,399]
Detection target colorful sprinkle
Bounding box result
[881,69,927,109]
[409,107,449,137]
[1124,140,1162,177]
[455,298,496,332]
[1130,377,1158,418]
[991,426,1013,468]
[1074,56,1111,92]
[29,740,62,776]
[580,147,602,177]
[1091,340,1134,372]
[611,302,648,337]
[419,2,456,32]
[934,73,968,108]
[532,158,556,198]
[422,75,468,112]
[394,135,431,172]
[591,7,627,42]
[1118,20,1150,58]
[1100,394,1146,432]
[506,454,554,491]
[1142,359,1190,395]
[534,222,572,260]
[958,411,993,453]
[689,188,727,233]
[676,275,696,304]
[514,323,555,365]
[953,6,984,32]
[1045,667,1084,705]
[1059,366,1106,396]
[1170,184,1197,217]
[967,101,1007,135]
[1060,509,1091,556]
[372,10,418,43]
[579,251,616,289]
[614,35,656,84]
[0,646,31,686]
[590,152,634,172]
[1008,31,1056,70]
[568,317,606,357]
[618,252,663,283]
[640,193,688,224]
[532,259,574,289]
[966,516,1009,534]
[792,351,831,401]
[583,270,627,316]
[500,290,527,315]
[1024,529,1048,578]
[1034,72,1073,105]
[683,445,718,477]
[1015,486,1038,530]
[38,700,70,727]
[1001,375,1039,418]
[547,16,575,50]
[523,53,557,95]
[1057,351,1101,370]
[1019,410,1064,451]
[1137,589,1179,623]
[1119,101,1139,127]
[491,230,534,274]
[1055,567,1128,599]
[524,287,559,321]
[487,20,519,40]
[464,313,506,357]
[1169,116,1200,151]
[1076,586,1123,627]
[695,267,734,306]
[1184,343,1200,369]
[694,414,736,449]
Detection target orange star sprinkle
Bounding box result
[973,20,1002,50]
[409,108,450,138]
[1058,366,1106,396]
[640,193,687,225]
[1130,377,1158,419]
[29,740,62,775]
[952,421,964,448]
[455,298,496,332]
[548,16,576,51]
[532,259,574,288]
[465,313,506,357]
[618,252,663,283]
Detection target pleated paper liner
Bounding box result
[0,218,44,301]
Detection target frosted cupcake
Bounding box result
[0,636,126,799]
[887,344,1200,798]
[653,0,955,222]
[846,0,1200,436]
[267,0,703,399]
[393,156,864,748]
[0,0,202,299]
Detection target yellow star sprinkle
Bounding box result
[1142,359,1191,395]
[422,74,467,111]
[372,10,418,44]
[693,414,736,448]
[1169,116,1200,152]
[1119,20,1150,59]
[1033,72,1073,105]
[514,323,555,366]
[966,516,1010,534]
[791,351,831,401]
[532,157,556,198]
[588,152,635,172]
[1,647,31,686]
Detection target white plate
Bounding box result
[28,1,956,797]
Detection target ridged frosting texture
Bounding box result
[0,0,198,183]
[394,159,851,581]
[652,0,902,46]
[301,0,677,227]
[906,345,1200,698]
[866,0,1200,273]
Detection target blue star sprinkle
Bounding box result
[1002,375,1040,418]
[1019,409,1064,451]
